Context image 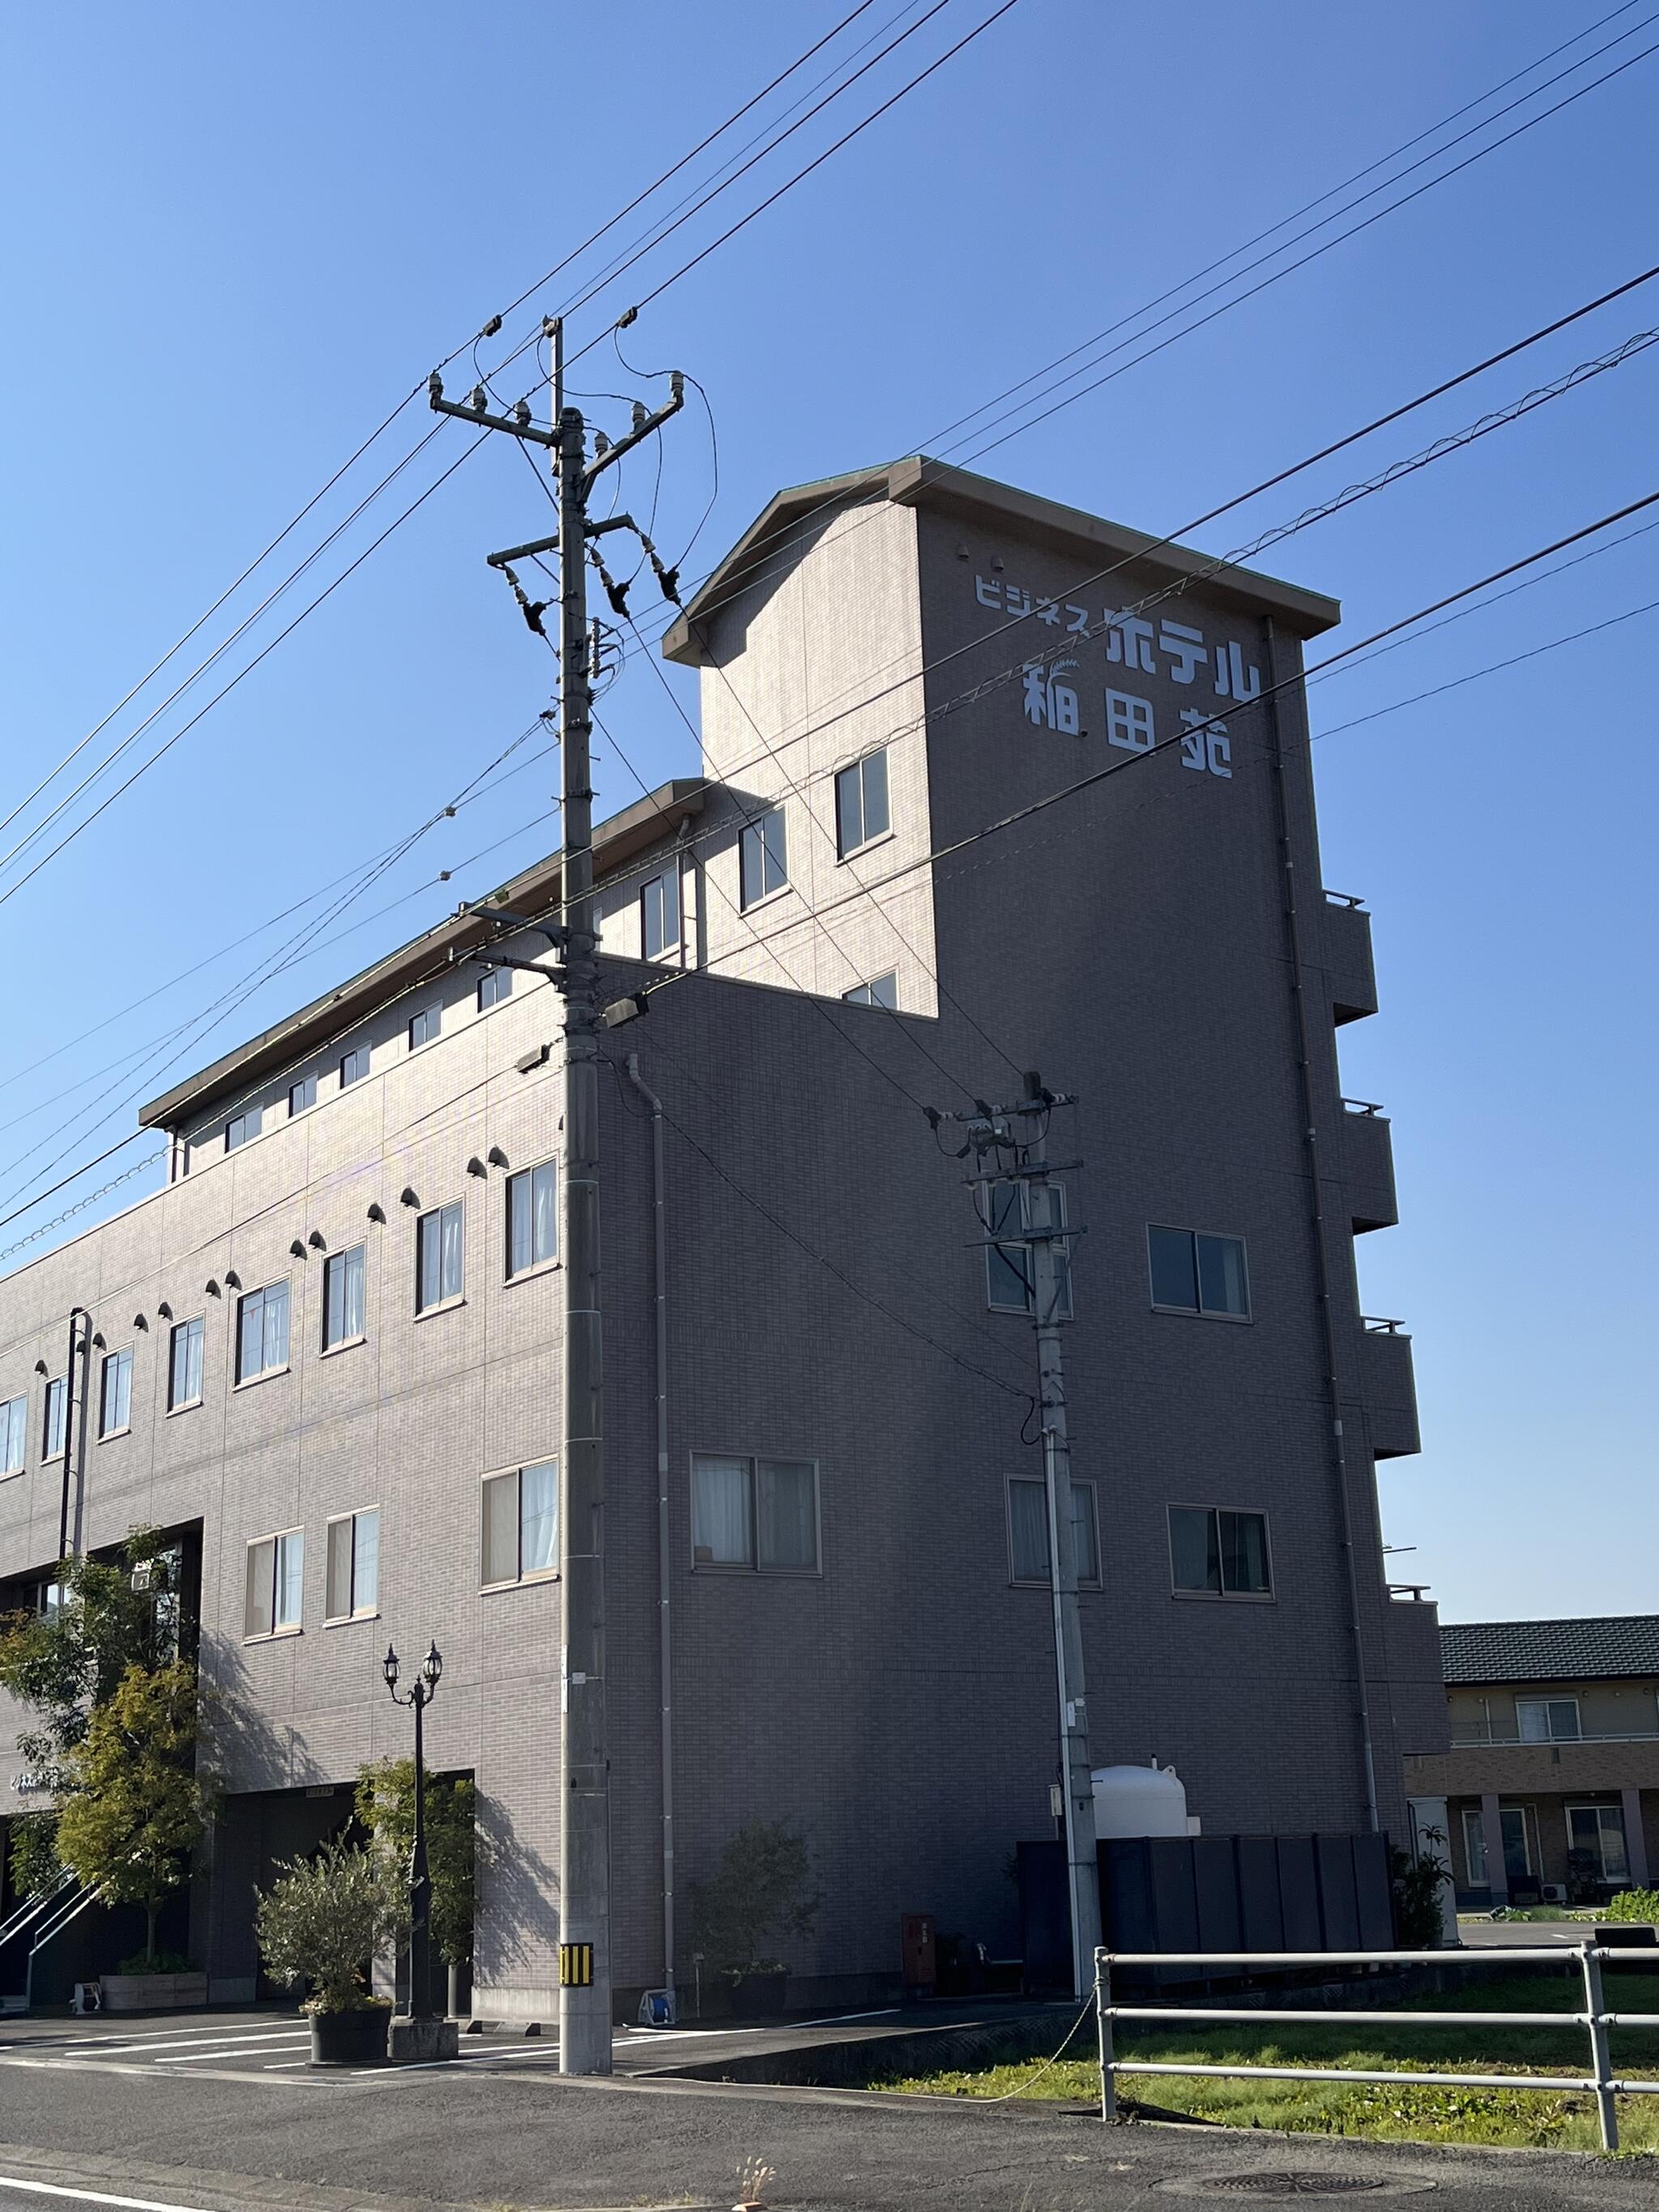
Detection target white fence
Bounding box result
[1094,1943,1659,2150]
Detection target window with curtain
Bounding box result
[326,1507,380,1619]
[99,1348,133,1437]
[168,1317,204,1410]
[416,1201,465,1311]
[506,1161,557,1278]
[481,1460,559,1587]
[1168,1505,1272,1596]
[236,1281,290,1383]
[691,1453,819,1573]
[1,1395,26,1475]
[739,808,787,907]
[245,1528,303,1637]
[1148,1225,1250,1318]
[834,748,890,856]
[1517,1697,1580,1742]
[43,1376,66,1458]
[642,870,680,959]
[1007,1477,1101,1588]
[322,1245,366,1349]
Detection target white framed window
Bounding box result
[691,1453,819,1574]
[506,1161,557,1279]
[1462,1803,1537,1887]
[984,1181,1073,1317]
[481,1460,558,1588]
[339,1046,369,1088]
[99,1347,133,1438]
[245,1528,304,1639]
[1168,1505,1272,1597]
[1148,1225,1250,1319]
[842,973,897,1009]
[477,966,512,1011]
[1517,1697,1580,1743]
[642,869,680,960]
[1567,1803,1630,1882]
[1007,1477,1100,1589]
[322,1246,366,1349]
[288,1073,317,1116]
[42,1375,66,1459]
[325,1507,380,1621]
[834,748,890,857]
[1,1395,25,1476]
[416,1201,464,1312]
[225,1107,262,1153]
[739,808,787,908]
[168,1317,204,1411]
[408,1004,441,1051]
[236,1281,290,1384]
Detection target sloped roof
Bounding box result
[1441,1615,1659,1686]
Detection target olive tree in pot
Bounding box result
[254,1835,407,2064]
[689,1819,819,2018]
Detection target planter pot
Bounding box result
[728,1971,787,2020]
[309,2006,391,2065]
[99,1973,208,2014]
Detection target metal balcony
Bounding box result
[1339,1100,1398,1233]
[1322,891,1378,1025]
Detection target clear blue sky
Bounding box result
[2,2,1654,1623]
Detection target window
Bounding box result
[739,808,787,907]
[506,1162,557,1279]
[1169,1506,1272,1597]
[168,1317,204,1411]
[1148,1225,1250,1318]
[642,870,680,960]
[339,1046,369,1088]
[1517,1697,1580,1743]
[408,1004,441,1050]
[325,1507,380,1621]
[1,1396,24,1475]
[1008,1477,1101,1588]
[99,1348,133,1438]
[834,748,890,857]
[43,1375,66,1459]
[842,973,898,1009]
[225,1107,262,1153]
[288,1074,317,1116]
[322,1246,366,1349]
[481,1461,558,1587]
[416,1202,464,1311]
[984,1181,1073,1317]
[691,1454,819,1573]
[1567,1803,1630,1883]
[235,1281,290,1383]
[477,966,512,1012]
[1462,1804,1536,1886]
[245,1529,304,1638]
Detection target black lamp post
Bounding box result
[382,1640,442,2022]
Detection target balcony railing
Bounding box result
[1448,1728,1659,1748]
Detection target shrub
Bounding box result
[689,1818,819,1979]
[254,1836,406,2014]
[117,1948,195,1976]
[354,1758,476,1966]
[1600,1887,1659,1924]
[1390,1838,1451,1947]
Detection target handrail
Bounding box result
[1094,1942,1651,2151]
[23,1882,104,2012]
[1363,1315,1405,1335]
[1450,1728,1659,1747]
[0,1867,75,1953]
[1341,1097,1384,1117]
[1323,889,1368,909]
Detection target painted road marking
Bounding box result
[0,2174,230,2210]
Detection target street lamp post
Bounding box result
[383,1641,453,2057]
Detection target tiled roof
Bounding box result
[1441,1615,1659,1686]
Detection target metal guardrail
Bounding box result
[1094,1944,1659,2151]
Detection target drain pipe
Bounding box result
[625,1052,674,2005]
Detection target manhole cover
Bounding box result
[1158,2177,1435,2201]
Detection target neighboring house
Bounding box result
[1405,1617,1659,1908]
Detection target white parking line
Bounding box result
[155,2040,313,2065]
[0,2175,224,2210]
[60,2031,308,2058]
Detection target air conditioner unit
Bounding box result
[1540,1884,1567,1903]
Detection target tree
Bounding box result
[54,1661,210,1966]
[689,1819,820,1979]
[255,1836,407,2014]
[354,1759,476,1966]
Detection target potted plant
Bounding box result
[254,1835,406,2064]
[689,1819,819,2019]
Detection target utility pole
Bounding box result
[931,1072,1101,1998]
[431,325,684,2073]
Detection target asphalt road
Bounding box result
[0,2014,1653,2210]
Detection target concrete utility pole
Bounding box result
[431,326,684,2073]
[931,1072,1101,1999]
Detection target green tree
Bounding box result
[54,1661,210,1966]
[689,1818,820,1978]
[354,1759,476,1965]
[255,1836,406,2014]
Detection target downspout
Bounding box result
[58,1307,87,1565]
[1261,619,1380,1834]
[625,1052,674,2004]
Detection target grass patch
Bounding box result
[878,1969,1659,2152]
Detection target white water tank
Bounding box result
[1092,1762,1190,1839]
